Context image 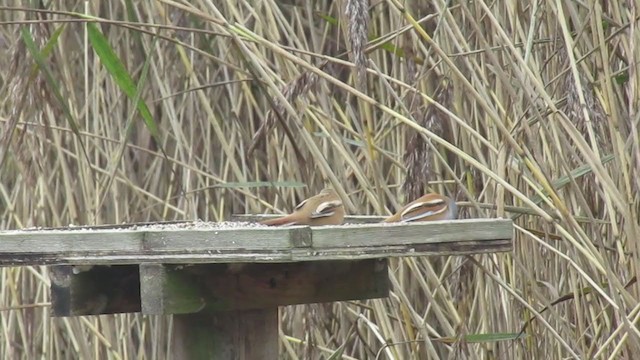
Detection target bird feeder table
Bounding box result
[0,217,513,359]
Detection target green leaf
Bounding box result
[434,332,526,344]
[529,154,615,205]
[317,12,338,26]
[86,23,160,140]
[378,41,405,58]
[326,341,347,360]
[463,332,527,342]
[614,72,629,85]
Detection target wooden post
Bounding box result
[172,309,278,359]
[141,260,389,359]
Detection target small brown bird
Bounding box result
[260,188,345,226]
[383,193,457,223]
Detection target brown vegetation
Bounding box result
[0,0,638,358]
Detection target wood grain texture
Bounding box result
[140,259,389,314]
[290,239,513,260]
[0,219,513,266]
[311,218,513,247]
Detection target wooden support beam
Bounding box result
[140,259,389,314]
[49,265,141,316]
[172,309,278,359]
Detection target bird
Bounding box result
[382,193,457,223]
[260,188,345,226]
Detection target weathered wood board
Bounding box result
[0,217,514,359]
[140,259,389,314]
[0,219,513,266]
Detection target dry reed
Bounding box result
[0,0,638,359]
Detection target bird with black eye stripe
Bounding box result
[383,193,457,223]
[260,188,345,226]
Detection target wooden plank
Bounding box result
[311,218,513,247]
[291,239,513,260]
[142,227,309,250]
[0,226,300,253]
[140,259,389,314]
[12,237,510,266]
[2,232,144,253]
[50,265,141,316]
[172,309,278,359]
[0,219,513,266]
[0,225,308,266]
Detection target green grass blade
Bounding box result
[86,23,160,141]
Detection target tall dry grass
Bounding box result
[0,0,638,358]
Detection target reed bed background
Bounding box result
[0,0,638,359]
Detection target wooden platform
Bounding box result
[0,217,513,359]
[0,218,512,266]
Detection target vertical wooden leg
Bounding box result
[171,308,279,359]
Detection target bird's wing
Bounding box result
[310,200,343,218]
[400,199,448,222]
